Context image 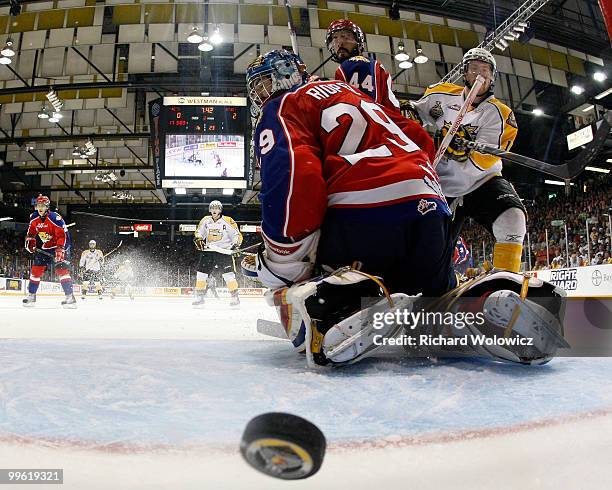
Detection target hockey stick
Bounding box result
[284,0,299,56]
[103,240,123,258]
[432,75,485,168]
[458,110,611,180]
[205,242,262,256]
[256,319,288,339]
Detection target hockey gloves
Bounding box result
[25,236,36,254]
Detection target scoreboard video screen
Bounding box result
[149,96,248,189]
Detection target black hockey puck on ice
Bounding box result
[240,412,326,480]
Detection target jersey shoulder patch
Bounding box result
[487,98,516,127]
[347,55,370,63]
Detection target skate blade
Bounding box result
[22,303,36,308]
[62,304,77,309]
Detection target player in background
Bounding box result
[453,236,472,277]
[110,259,135,300]
[407,48,526,273]
[193,200,243,307]
[79,240,104,300]
[326,19,401,113]
[23,195,77,308]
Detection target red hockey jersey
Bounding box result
[26,211,69,250]
[254,80,443,245]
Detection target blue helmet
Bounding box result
[246,50,307,110]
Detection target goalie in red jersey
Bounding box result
[23,195,77,308]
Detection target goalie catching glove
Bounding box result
[434,123,475,162]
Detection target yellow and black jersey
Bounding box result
[412,82,518,197]
[195,215,243,251]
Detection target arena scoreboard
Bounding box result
[149,96,249,189]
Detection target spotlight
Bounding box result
[222,188,234,195]
[532,108,543,116]
[198,38,214,52]
[394,41,410,62]
[46,89,63,112]
[413,48,428,64]
[1,39,15,57]
[398,60,413,69]
[72,146,80,156]
[593,71,607,82]
[495,38,509,51]
[48,115,60,123]
[210,27,222,45]
[503,32,519,41]
[0,56,11,65]
[570,85,584,95]
[187,27,203,44]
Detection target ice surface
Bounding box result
[1,295,611,489]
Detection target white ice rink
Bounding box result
[1,295,611,489]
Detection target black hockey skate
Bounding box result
[61,294,77,309]
[22,294,36,307]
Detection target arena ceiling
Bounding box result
[0,0,609,208]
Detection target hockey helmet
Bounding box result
[325,19,365,62]
[89,240,96,249]
[246,49,307,110]
[209,200,223,213]
[35,195,50,208]
[462,48,497,89]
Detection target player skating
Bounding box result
[242,50,567,368]
[193,200,243,307]
[408,49,527,273]
[23,195,77,308]
[326,19,401,113]
[110,259,135,300]
[79,239,104,300]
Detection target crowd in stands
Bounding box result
[462,175,612,270]
[2,176,611,284]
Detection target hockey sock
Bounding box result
[222,272,239,292]
[82,281,89,296]
[56,268,74,296]
[28,265,46,294]
[195,272,208,292]
[493,242,523,273]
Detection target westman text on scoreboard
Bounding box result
[149,96,249,189]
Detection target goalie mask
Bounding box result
[246,50,307,110]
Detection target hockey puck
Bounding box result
[240,412,326,480]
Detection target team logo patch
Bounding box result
[417,199,437,215]
[448,104,462,111]
[506,111,518,129]
[349,55,370,63]
[429,101,444,120]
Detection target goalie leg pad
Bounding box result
[322,293,415,365]
[265,269,386,364]
[424,270,567,364]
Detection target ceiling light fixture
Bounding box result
[210,26,222,45]
[394,41,410,62]
[187,27,203,44]
[198,37,214,52]
[413,48,428,64]
[1,39,15,57]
